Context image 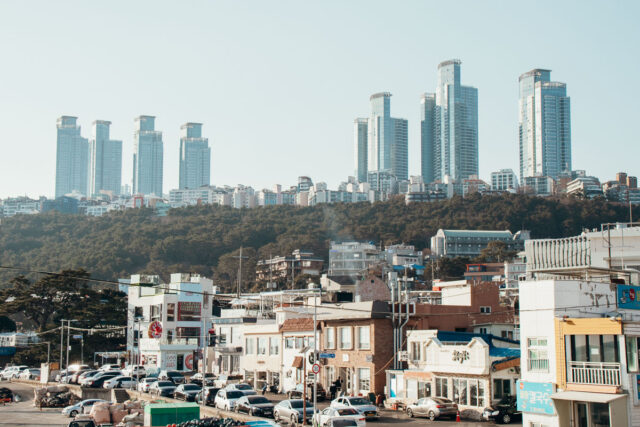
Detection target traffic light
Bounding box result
[208,327,217,347]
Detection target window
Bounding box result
[295,337,304,349]
[452,378,484,407]
[480,306,491,314]
[270,337,279,355]
[435,377,448,398]
[166,303,175,321]
[325,328,335,349]
[493,379,511,399]
[479,327,488,334]
[452,378,468,405]
[418,381,431,398]
[566,335,620,363]
[357,326,370,350]
[527,337,549,372]
[339,327,352,350]
[285,337,295,349]
[501,330,514,339]
[258,337,267,355]
[218,327,229,345]
[150,304,163,321]
[410,342,421,362]
[626,336,638,373]
[245,338,255,355]
[358,368,370,392]
[177,302,201,322]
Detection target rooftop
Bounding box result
[280,317,315,332]
[369,92,392,101]
[438,59,461,68]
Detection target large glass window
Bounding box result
[357,326,370,350]
[435,377,448,398]
[339,327,352,350]
[410,342,421,362]
[453,379,468,405]
[493,379,511,399]
[245,337,255,355]
[418,381,431,398]
[358,368,370,392]
[566,335,620,363]
[325,328,335,349]
[270,337,280,355]
[626,336,638,373]
[258,337,267,355]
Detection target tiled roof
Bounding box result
[280,317,315,332]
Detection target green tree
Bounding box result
[475,240,518,263]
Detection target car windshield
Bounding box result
[157,382,174,387]
[235,384,252,390]
[337,408,358,415]
[248,396,270,404]
[347,398,369,405]
[184,384,200,390]
[227,391,244,398]
[290,400,313,408]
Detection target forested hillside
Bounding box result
[0,193,632,291]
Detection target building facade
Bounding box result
[328,241,381,277]
[491,169,518,191]
[255,250,324,285]
[366,93,408,181]
[133,115,163,196]
[519,69,571,182]
[420,93,437,183]
[354,118,368,183]
[430,229,528,258]
[179,122,210,190]
[55,116,89,197]
[89,120,122,197]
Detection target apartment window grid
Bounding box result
[527,337,549,372]
[325,328,335,349]
[339,326,352,350]
[357,326,371,350]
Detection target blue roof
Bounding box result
[435,331,520,359]
[489,347,520,358]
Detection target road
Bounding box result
[0,381,70,427]
[0,381,518,427]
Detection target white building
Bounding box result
[384,244,423,267]
[328,241,381,277]
[240,322,281,390]
[279,317,316,394]
[127,273,214,372]
[491,169,518,191]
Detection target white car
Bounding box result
[122,365,146,377]
[313,406,366,427]
[225,383,257,396]
[99,364,121,371]
[331,396,379,420]
[18,368,41,380]
[1,365,28,380]
[137,377,158,392]
[103,375,137,389]
[214,388,245,411]
[61,399,107,417]
[149,381,177,397]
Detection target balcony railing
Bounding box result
[567,361,621,386]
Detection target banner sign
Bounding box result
[517,381,555,415]
[617,284,640,309]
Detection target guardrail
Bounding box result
[567,361,621,386]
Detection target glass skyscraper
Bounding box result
[179,122,210,189]
[354,118,368,183]
[364,92,408,181]
[55,116,89,197]
[518,69,571,181]
[89,120,122,196]
[132,115,163,196]
[422,59,478,183]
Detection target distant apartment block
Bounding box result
[328,241,381,277]
[603,172,640,205]
[133,115,163,196]
[255,250,324,284]
[566,176,603,199]
[179,123,210,190]
[89,120,122,197]
[430,229,529,258]
[354,118,368,183]
[522,175,555,196]
[491,169,518,191]
[55,116,89,197]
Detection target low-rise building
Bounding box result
[255,250,324,285]
[430,229,528,258]
[328,241,382,277]
[240,322,281,390]
[280,317,316,394]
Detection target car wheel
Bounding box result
[428,411,436,421]
[290,414,298,426]
[502,413,511,424]
[69,410,78,418]
[407,408,414,418]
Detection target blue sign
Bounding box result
[636,375,640,401]
[516,381,555,415]
[617,284,640,309]
[319,353,335,359]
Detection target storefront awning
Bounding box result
[292,356,303,369]
[550,391,627,404]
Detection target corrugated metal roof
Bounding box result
[441,230,513,238]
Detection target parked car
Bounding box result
[172,383,201,401]
[79,371,105,387]
[287,382,327,401]
[137,377,158,393]
[189,372,215,386]
[312,406,366,427]
[85,372,120,388]
[19,368,41,380]
[214,388,245,411]
[66,364,90,373]
[99,364,121,371]
[196,387,220,406]
[326,420,358,427]
[1,365,28,380]
[103,375,137,389]
[61,399,107,418]
[149,381,177,397]
[214,374,243,388]
[483,395,521,424]
[70,369,94,384]
[235,395,275,417]
[331,396,379,420]
[274,399,315,426]
[122,365,146,377]
[226,383,257,396]
[406,397,458,421]
[158,370,185,384]
[76,370,98,385]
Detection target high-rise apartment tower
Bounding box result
[179,123,210,189]
[55,116,89,197]
[132,115,163,196]
[89,120,122,196]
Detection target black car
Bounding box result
[235,395,275,417]
[196,387,220,406]
[483,395,522,424]
[159,370,185,384]
[173,384,202,401]
[86,373,119,388]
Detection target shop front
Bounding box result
[550,391,628,427]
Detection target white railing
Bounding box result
[528,358,549,372]
[567,361,621,386]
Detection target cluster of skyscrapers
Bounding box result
[55,116,211,199]
[354,59,572,189]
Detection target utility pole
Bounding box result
[233,247,248,299]
[59,320,65,371]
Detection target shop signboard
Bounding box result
[516,380,554,415]
[618,284,640,309]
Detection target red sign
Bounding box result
[185,353,194,370]
[148,321,163,339]
[631,289,636,301]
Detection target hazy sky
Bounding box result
[0,1,638,199]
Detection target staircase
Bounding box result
[112,388,129,403]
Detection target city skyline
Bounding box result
[0,1,638,199]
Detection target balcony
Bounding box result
[567,361,621,386]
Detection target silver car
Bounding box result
[61,399,107,418]
[331,396,379,420]
[406,397,458,421]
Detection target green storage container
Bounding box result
[143,402,200,427]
